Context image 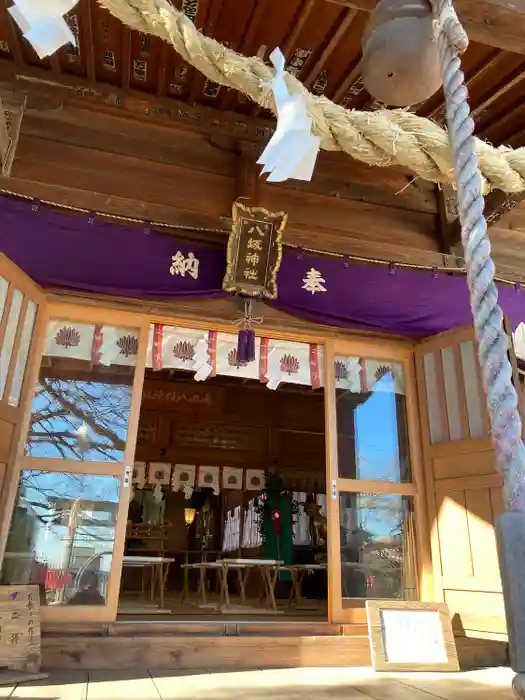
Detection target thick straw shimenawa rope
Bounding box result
[95,0,525,194]
[432,0,525,512]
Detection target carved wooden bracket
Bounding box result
[0,90,25,177]
[436,183,524,253]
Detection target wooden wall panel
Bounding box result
[416,327,506,640]
[5,103,446,267]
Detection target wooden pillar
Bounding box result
[235,144,261,207]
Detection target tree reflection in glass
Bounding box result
[1,471,119,606]
[339,492,416,603]
[25,366,133,462]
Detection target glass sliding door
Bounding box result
[324,339,430,623]
[0,304,149,622]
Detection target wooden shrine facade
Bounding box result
[0,0,523,664]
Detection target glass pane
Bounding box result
[423,352,443,444]
[8,300,37,407]
[335,356,411,482]
[339,492,416,602]
[0,288,23,400]
[1,470,119,606]
[25,321,139,462]
[460,341,485,438]
[441,347,462,441]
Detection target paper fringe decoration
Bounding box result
[9,0,78,59]
[258,48,320,183]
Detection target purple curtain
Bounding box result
[2,196,524,336]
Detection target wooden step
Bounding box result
[41,634,372,671]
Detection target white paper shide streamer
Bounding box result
[258,48,321,183]
[9,0,78,59]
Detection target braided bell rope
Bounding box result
[95,0,525,194]
[432,0,525,511]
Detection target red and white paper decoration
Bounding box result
[197,465,220,495]
[332,356,405,394]
[147,324,322,390]
[43,320,139,367]
[263,340,319,390]
[148,325,208,372]
[221,467,243,490]
[215,333,260,380]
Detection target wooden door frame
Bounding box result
[0,300,149,623]
[0,254,48,568]
[323,336,432,624]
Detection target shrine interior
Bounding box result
[119,366,330,619]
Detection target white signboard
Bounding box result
[380,609,448,664]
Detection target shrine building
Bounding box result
[0,0,524,673]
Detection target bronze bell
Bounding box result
[360,0,442,107]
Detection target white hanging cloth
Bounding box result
[222,467,243,490]
[197,465,220,495]
[132,462,146,488]
[171,464,197,498]
[148,463,171,486]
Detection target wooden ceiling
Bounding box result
[0,0,525,149]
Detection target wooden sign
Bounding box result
[0,585,41,673]
[223,202,287,300]
[365,600,459,672]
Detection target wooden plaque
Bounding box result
[223,202,287,300]
[0,585,41,673]
[365,600,459,672]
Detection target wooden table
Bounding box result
[122,556,174,610]
[182,558,283,612]
[278,563,327,608]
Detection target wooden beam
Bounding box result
[0,61,276,144]
[324,0,525,54]
[234,144,261,206]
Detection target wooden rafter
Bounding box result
[252,0,317,117]
[188,0,224,105]
[221,0,268,111]
[121,27,131,90]
[303,8,358,89]
[82,0,96,84]
[325,0,525,55]
[423,50,504,122]
[156,43,169,98]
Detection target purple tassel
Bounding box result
[237,329,256,363]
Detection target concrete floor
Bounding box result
[0,666,517,700]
